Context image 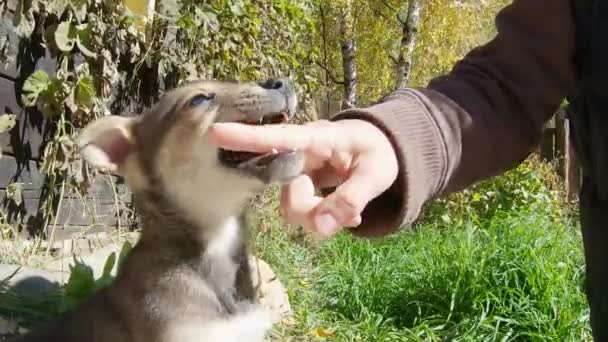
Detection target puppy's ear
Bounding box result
[78,115,137,174]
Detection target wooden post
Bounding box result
[554,108,566,178]
[540,116,556,162]
[565,118,581,201]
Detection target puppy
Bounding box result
[11,79,304,342]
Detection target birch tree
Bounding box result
[393,0,422,89]
[339,0,358,109]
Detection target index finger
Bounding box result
[208,122,316,153]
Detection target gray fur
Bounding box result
[10,79,302,342]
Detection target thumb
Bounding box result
[312,158,384,236]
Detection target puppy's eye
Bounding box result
[188,93,215,107]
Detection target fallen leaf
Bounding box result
[310,327,335,339]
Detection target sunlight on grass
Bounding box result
[0,158,593,341]
[251,161,592,341]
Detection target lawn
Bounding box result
[250,158,592,341]
[0,158,593,341]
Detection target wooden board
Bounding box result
[1,155,133,240]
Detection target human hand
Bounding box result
[208,119,399,237]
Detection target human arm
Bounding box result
[208,0,577,238]
[335,0,578,237]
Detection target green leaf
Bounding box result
[0,114,16,133]
[70,0,89,22]
[6,182,24,206]
[117,240,133,273]
[75,23,97,58]
[13,0,37,37]
[46,0,69,16]
[102,252,116,278]
[37,77,72,118]
[54,21,77,52]
[64,258,96,302]
[74,77,95,109]
[21,70,50,107]
[0,114,16,159]
[472,192,482,202]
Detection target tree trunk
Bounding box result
[339,0,357,109]
[395,0,422,89]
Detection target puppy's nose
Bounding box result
[258,79,284,91]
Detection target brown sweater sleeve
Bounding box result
[331,0,578,237]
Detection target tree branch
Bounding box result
[315,61,345,85]
[389,55,398,65]
[379,0,396,13]
[372,8,390,21]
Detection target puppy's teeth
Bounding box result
[271,148,278,154]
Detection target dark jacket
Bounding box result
[334,0,576,236]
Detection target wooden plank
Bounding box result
[53,197,131,227]
[565,118,581,201]
[1,1,57,80]
[1,3,58,160]
[0,155,45,190]
[53,225,116,241]
[1,190,131,238]
[0,0,136,241]
[1,155,132,237]
[0,77,48,161]
[0,156,129,201]
[540,117,556,162]
[0,8,19,79]
[554,108,566,179]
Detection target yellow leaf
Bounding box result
[298,279,311,288]
[310,326,335,339]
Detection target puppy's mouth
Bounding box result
[217,112,304,184]
[217,112,288,166]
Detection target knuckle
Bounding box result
[332,191,361,222]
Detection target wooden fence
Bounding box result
[539,108,581,201]
[0,5,132,241]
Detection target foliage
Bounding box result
[60,240,132,313]
[418,155,567,229]
[0,240,132,329]
[410,0,511,87]
[6,0,321,237]
[314,0,512,105]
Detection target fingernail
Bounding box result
[315,213,338,236]
[209,122,229,130]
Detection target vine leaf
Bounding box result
[0,114,17,159]
[0,114,16,133]
[6,182,24,206]
[13,0,37,37]
[61,257,96,312]
[70,0,89,23]
[194,7,220,31]
[21,70,50,107]
[55,21,77,52]
[75,23,96,58]
[46,0,69,16]
[75,77,95,110]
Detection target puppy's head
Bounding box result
[78,79,304,225]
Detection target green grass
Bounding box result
[251,178,591,341]
[0,158,593,341]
